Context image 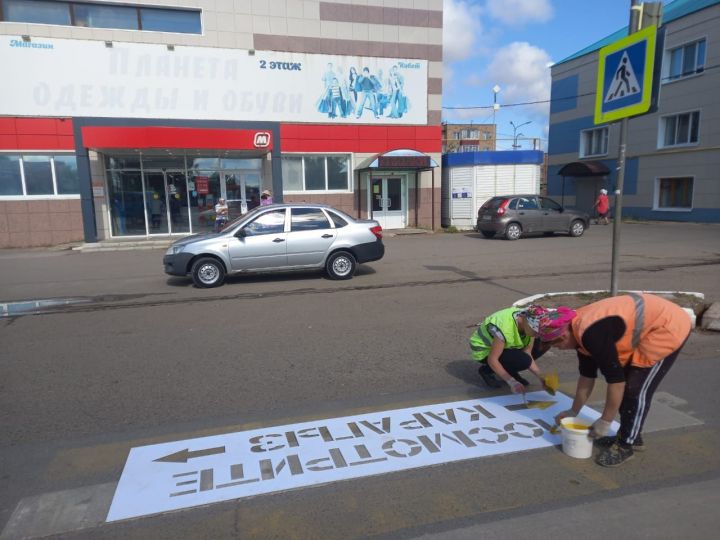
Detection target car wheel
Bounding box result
[191,257,226,288]
[504,222,522,241]
[326,251,356,280]
[570,220,586,237]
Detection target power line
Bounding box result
[442,63,720,110]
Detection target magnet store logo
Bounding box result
[254,132,271,148]
[9,39,54,49]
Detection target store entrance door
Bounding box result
[222,172,262,220]
[371,177,405,229]
[144,170,190,235]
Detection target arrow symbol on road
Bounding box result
[154,446,226,463]
[505,400,556,411]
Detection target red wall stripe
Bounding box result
[280,124,441,153]
[0,117,75,150]
[81,126,274,151]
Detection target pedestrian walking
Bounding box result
[593,188,610,225]
[537,293,692,467]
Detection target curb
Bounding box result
[513,290,705,328]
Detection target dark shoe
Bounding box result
[596,442,634,467]
[478,364,502,388]
[595,435,645,452]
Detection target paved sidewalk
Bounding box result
[412,476,720,540]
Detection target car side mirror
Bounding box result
[235,228,247,238]
[559,207,565,213]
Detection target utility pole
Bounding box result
[610,0,642,296]
[492,85,500,150]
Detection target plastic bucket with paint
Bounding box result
[560,417,593,459]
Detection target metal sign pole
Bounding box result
[610,0,642,296]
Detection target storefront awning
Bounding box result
[357,149,439,171]
[557,161,610,176]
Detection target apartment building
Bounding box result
[547,0,719,221]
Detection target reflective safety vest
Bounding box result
[469,307,530,361]
[573,293,691,368]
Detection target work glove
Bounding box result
[589,418,613,438]
[554,409,577,425]
[506,377,525,395]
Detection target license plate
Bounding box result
[482,215,492,221]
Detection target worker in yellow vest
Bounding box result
[537,293,692,467]
[469,305,554,394]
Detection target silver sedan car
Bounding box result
[163,204,385,287]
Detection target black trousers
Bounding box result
[617,341,685,446]
[483,340,548,379]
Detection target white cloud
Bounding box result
[486,41,552,119]
[443,0,482,62]
[485,0,553,26]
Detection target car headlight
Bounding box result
[166,245,185,255]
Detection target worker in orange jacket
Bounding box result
[537,293,692,467]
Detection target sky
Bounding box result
[441,0,672,150]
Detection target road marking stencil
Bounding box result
[107,392,613,522]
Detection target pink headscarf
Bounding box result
[537,306,577,342]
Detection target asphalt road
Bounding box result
[1,222,719,539]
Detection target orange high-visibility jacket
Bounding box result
[572,293,691,368]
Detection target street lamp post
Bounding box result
[492,85,500,150]
[510,120,531,150]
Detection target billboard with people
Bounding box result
[1,37,428,124]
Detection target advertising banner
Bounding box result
[1,37,428,124]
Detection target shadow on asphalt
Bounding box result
[165,265,377,288]
[463,232,576,241]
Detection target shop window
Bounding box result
[281,157,303,191]
[304,157,325,191]
[0,0,201,34]
[22,156,54,195]
[579,127,608,157]
[1,0,71,25]
[659,111,700,148]
[665,39,706,81]
[0,155,23,196]
[74,3,138,30]
[327,156,349,190]
[0,154,79,197]
[106,155,141,170]
[655,177,693,210]
[55,156,79,194]
[282,155,351,193]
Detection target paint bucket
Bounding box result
[560,417,593,459]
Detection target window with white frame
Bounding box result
[659,111,700,148]
[665,39,706,81]
[281,155,351,192]
[655,177,693,210]
[579,127,608,157]
[0,154,79,197]
[460,145,479,152]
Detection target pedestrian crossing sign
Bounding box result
[594,25,657,124]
